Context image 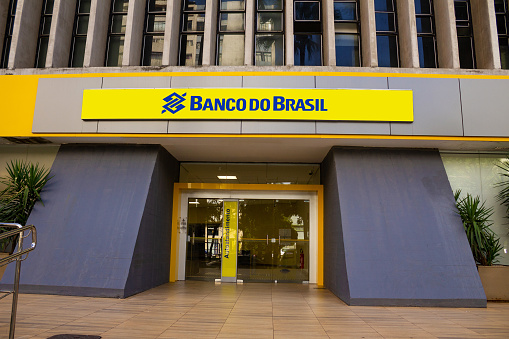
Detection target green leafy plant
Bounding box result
[0,160,51,253]
[495,156,509,223]
[454,190,503,266]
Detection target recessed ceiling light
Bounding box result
[217,175,237,180]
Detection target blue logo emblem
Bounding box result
[162,92,187,114]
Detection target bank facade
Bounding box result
[1,0,509,307]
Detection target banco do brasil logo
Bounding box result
[162,92,187,114]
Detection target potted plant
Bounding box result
[0,160,51,278]
[454,190,507,300]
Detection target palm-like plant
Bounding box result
[495,156,509,222]
[0,160,51,253]
[454,190,502,266]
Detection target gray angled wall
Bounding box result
[0,144,179,298]
[321,147,487,307]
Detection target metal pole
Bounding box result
[9,232,23,339]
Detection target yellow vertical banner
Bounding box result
[222,200,238,282]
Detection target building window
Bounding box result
[454,0,475,69]
[69,0,91,68]
[142,0,167,66]
[105,0,129,67]
[255,0,284,66]
[294,1,322,66]
[495,0,509,69]
[415,0,437,68]
[1,0,17,69]
[179,0,205,66]
[35,0,54,68]
[217,0,245,66]
[334,0,360,66]
[375,0,399,67]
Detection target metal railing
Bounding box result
[0,223,37,339]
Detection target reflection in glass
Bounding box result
[237,199,309,282]
[375,12,395,32]
[334,2,356,21]
[113,0,129,12]
[76,15,89,34]
[186,199,223,281]
[70,36,86,67]
[41,17,52,35]
[257,13,282,31]
[335,34,359,66]
[500,37,509,69]
[258,0,282,10]
[294,34,321,66]
[180,34,203,66]
[148,0,167,11]
[294,2,320,21]
[415,17,432,34]
[220,13,245,31]
[183,13,205,31]
[106,36,125,66]
[414,0,431,14]
[142,35,164,66]
[374,0,392,11]
[221,0,245,10]
[417,36,436,68]
[377,35,398,67]
[218,34,245,65]
[147,14,166,32]
[111,15,128,34]
[457,36,474,69]
[185,0,206,10]
[35,37,49,68]
[255,34,284,65]
[78,0,91,13]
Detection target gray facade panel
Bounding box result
[168,121,242,134]
[32,77,102,133]
[460,79,509,137]
[98,121,169,134]
[315,76,388,89]
[316,122,390,135]
[242,76,316,88]
[101,76,172,89]
[171,76,243,88]
[322,147,486,307]
[0,145,178,298]
[241,121,316,134]
[388,77,463,136]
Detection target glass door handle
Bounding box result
[267,235,269,245]
[278,236,280,244]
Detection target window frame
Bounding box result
[254,0,285,66]
[105,0,129,67]
[374,0,400,68]
[68,0,91,68]
[495,0,509,69]
[216,0,246,65]
[35,0,54,68]
[141,0,168,66]
[1,0,18,69]
[454,0,476,69]
[415,0,438,68]
[333,0,361,67]
[178,0,206,66]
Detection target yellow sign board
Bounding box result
[222,200,238,282]
[81,88,413,122]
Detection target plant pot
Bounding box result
[477,265,509,301]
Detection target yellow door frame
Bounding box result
[170,183,324,285]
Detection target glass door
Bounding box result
[237,199,309,282]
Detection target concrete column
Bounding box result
[83,0,112,67]
[396,0,419,68]
[163,0,181,65]
[285,0,293,65]
[202,0,218,65]
[123,0,147,66]
[322,0,335,66]
[360,0,377,67]
[0,2,8,61]
[244,0,255,65]
[434,0,459,69]
[8,0,44,68]
[470,0,500,69]
[45,0,77,68]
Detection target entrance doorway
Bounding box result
[172,184,322,284]
[185,198,310,282]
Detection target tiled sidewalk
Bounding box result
[0,281,508,338]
